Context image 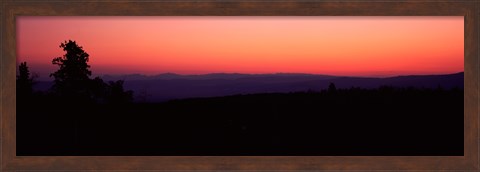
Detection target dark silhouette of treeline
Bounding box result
[17,84,463,156]
[17,40,463,156]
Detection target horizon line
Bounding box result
[31,71,465,81]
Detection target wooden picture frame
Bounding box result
[1,0,478,171]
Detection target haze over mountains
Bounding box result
[34,72,464,102]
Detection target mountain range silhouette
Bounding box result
[33,72,464,102]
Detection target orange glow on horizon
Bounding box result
[17,16,463,79]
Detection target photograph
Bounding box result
[16,16,464,156]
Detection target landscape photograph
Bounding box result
[16,16,464,156]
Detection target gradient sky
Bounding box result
[17,16,463,80]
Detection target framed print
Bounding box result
[1,0,479,171]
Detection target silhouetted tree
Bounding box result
[17,62,34,97]
[49,40,133,104]
[50,40,92,99]
[328,82,337,93]
[89,76,108,103]
[106,80,133,104]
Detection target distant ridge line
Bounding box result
[100,71,464,81]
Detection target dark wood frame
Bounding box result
[1,0,478,171]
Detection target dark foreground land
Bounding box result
[17,86,463,156]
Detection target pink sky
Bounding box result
[17,16,464,80]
